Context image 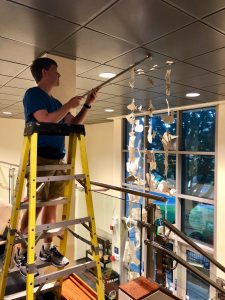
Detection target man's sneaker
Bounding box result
[13,248,39,277]
[39,245,69,268]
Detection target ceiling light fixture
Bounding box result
[99,72,116,79]
[185,92,200,98]
[166,60,174,65]
[2,111,12,115]
[105,108,114,112]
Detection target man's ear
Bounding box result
[42,68,47,78]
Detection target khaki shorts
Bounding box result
[27,156,66,201]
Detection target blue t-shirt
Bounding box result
[23,87,66,159]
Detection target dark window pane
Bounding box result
[147,114,177,150]
[125,116,145,150]
[181,199,214,245]
[150,153,176,183]
[181,155,214,200]
[181,107,215,151]
[186,250,210,300]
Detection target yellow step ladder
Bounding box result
[0,122,104,300]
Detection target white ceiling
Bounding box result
[0,0,225,123]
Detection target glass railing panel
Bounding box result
[166,243,217,300]
[0,163,18,205]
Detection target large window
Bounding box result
[123,106,216,296]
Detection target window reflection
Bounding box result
[181,155,214,200]
[181,108,215,152]
[147,114,176,150]
[125,116,145,150]
[181,199,214,245]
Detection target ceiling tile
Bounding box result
[0,99,18,106]
[0,75,12,86]
[201,83,225,95]
[150,62,207,82]
[123,89,162,101]
[204,9,225,33]
[0,93,21,101]
[100,83,132,97]
[76,76,102,90]
[107,48,176,71]
[76,58,100,75]
[186,47,225,72]
[18,67,35,80]
[78,65,123,81]
[14,0,113,25]
[54,28,136,64]
[146,22,225,60]
[0,60,27,77]
[176,72,225,88]
[118,74,165,90]
[88,0,194,45]
[6,78,36,89]
[0,87,25,97]
[0,37,43,65]
[167,0,225,18]
[216,69,225,76]
[0,1,79,48]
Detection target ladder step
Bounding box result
[35,261,96,285]
[6,260,52,276]
[14,228,64,245]
[27,164,72,172]
[20,197,68,210]
[36,217,90,232]
[4,281,59,299]
[36,175,76,183]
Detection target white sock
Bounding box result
[43,242,53,251]
[19,247,27,255]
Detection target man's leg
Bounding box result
[41,204,57,244]
[20,207,42,251]
[39,198,69,267]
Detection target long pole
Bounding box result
[82,54,152,97]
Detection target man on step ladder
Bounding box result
[14,57,98,277]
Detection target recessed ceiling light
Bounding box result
[105,108,114,112]
[185,92,200,98]
[166,60,174,65]
[99,72,116,79]
[2,111,12,115]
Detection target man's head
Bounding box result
[30,57,60,86]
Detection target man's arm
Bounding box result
[64,89,98,125]
[33,96,82,123]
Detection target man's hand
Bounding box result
[68,96,83,109]
[85,88,99,106]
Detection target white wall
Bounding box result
[0,118,24,165]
